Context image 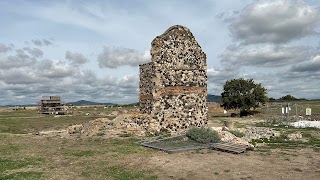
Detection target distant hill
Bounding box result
[67,96,221,105]
[1,95,221,107]
[66,100,114,106]
[207,94,222,102]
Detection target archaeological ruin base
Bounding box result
[139,25,208,132]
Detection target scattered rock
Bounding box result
[38,130,68,137]
[224,120,234,130]
[67,124,84,134]
[287,132,302,140]
[210,126,280,147]
[109,111,119,116]
[243,127,279,141]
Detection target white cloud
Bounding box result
[207,67,240,95]
[0,70,38,85]
[290,54,320,72]
[215,0,320,99]
[118,74,139,89]
[97,47,151,68]
[37,59,75,79]
[0,43,13,53]
[1,0,320,104]
[207,67,239,82]
[0,54,36,69]
[220,45,314,67]
[73,69,97,86]
[31,39,54,46]
[23,47,44,58]
[228,0,320,44]
[65,51,89,65]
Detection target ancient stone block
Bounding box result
[139,25,208,133]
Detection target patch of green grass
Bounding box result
[0,144,20,155]
[0,115,16,118]
[105,165,157,180]
[234,122,246,128]
[302,132,320,145]
[149,136,206,149]
[0,109,37,118]
[108,138,149,155]
[81,161,157,180]
[255,148,271,153]
[67,150,96,157]
[0,109,101,134]
[0,157,44,175]
[279,151,298,157]
[118,131,133,137]
[96,132,105,136]
[251,129,320,150]
[250,132,304,149]
[1,171,44,180]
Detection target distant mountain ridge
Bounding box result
[1,95,220,107]
[66,100,114,106]
[207,94,222,102]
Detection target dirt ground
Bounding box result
[1,105,320,179]
[1,133,319,180]
[144,148,320,180]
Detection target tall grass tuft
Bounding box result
[186,127,221,143]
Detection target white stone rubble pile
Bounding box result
[211,126,280,146]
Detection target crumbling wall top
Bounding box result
[150,25,206,70]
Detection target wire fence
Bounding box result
[264,101,320,123]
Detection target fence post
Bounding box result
[287,103,289,122]
[265,103,268,123]
[295,103,297,120]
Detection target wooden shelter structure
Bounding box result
[39,96,64,114]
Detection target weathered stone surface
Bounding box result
[139,25,208,133]
[67,124,84,134]
[287,132,302,140]
[243,127,280,141]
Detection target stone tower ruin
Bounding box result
[139,25,207,132]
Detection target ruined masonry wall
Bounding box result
[139,63,154,114]
[139,25,208,133]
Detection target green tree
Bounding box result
[280,95,297,101]
[268,97,276,102]
[221,78,267,115]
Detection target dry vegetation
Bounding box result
[0,104,320,179]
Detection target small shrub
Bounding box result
[96,132,105,136]
[186,127,221,143]
[292,168,302,172]
[229,130,245,138]
[224,169,231,173]
[118,131,132,137]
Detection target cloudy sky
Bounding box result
[0,0,320,105]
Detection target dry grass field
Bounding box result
[0,104,320,179]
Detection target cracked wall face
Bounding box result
[139,25,208,132]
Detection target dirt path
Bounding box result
[142,148,320,180]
